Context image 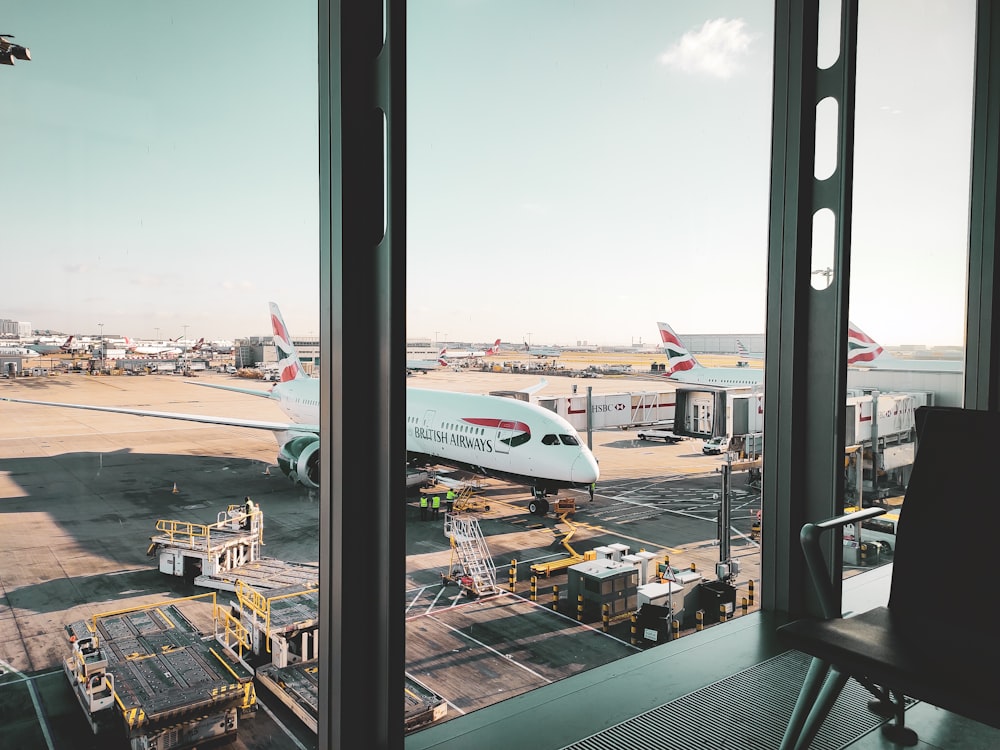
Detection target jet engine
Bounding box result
[277,435,320,488]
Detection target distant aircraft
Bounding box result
[847,322,963,372]
[736,340,764,361]
[0,34,30,66]
[443,339,503,360]
[522,341,562,358]
[25,336,74,355]
[124,336,202,357]
[406,347,449,373]
[656,322,764,387]
[2,304,599,500]
[0,343,40,358]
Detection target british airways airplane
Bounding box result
[656,322,764,387]
[1,304,599,501]
[847,322,963,372]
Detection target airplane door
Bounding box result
[494,420,515,455]
[416,410,437,450]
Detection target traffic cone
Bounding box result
[172,482,179,494]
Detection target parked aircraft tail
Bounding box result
[437,348,449,367]
[486,339,501,356]
[59,336,75,352]
[656,322,700,375]
[847,321,885,364]
[269,302,307,382]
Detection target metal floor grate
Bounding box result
[561,649,911,750]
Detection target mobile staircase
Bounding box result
[442,513,499,597]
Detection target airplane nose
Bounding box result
[573,450,600,484]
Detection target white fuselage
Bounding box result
[666,367,764,387]
[406,387,599,491]
[269,379,599,490]
[850,356,962,373]
[0,346,40,358]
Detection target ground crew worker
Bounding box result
[589,482,595,502]
[432,494,441,519]
[419,494,429,521]
[446,489,456,514]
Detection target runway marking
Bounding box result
[434,617,553,684]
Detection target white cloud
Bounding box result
[660,18,753,79]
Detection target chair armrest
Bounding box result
[801,506,886,619]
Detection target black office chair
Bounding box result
[777,406,1000,749]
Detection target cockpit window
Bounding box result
[541,434,560,445]
[559,434,580,446]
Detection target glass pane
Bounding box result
[407,1,773,732]
[843,0,975,573]
[1,4,318,748]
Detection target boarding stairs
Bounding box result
[443,513,499,597]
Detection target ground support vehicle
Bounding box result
[64,593,256,750]
[148,500,319,592]
[405,675,449,732]
[221,580,321,734]
[636,428,685,443]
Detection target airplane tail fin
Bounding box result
[657,322,700,375]
[438,348,449,367]
[192,337,205,352]
[60,335,74,351]
[736,339,750,359]
[486,339,501,356]
[269,302,307,382]
[847,321,885,364]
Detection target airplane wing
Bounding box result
[521,378,548,396]
[185,381,276,399]
[0,396,319,434]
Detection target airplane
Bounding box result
[0,34,30,66]
[656,322,764,387]
[406,347,449,373]
[24,336,75,355]
[847,322,963,372]
[736,340,764,362]
[0,343,41,358]
[124,336,199,357]
[440,339,503,360]
[522,341,562,358]
[1,303,599,502]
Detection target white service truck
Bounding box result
[636,427,685,443]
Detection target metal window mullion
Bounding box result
[763,0,858,618]
[966,0,1000,410]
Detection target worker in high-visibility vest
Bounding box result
[419,494,429,521]
[432,495,441,519]
[446,489,456,514]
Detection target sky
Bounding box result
[2,1,977,347]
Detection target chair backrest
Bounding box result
[888,406,1000,669]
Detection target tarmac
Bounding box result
[0,369,321,750]
[0,363,762,748]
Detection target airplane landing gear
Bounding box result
[528,489,550,516]
[528,498,550,515]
